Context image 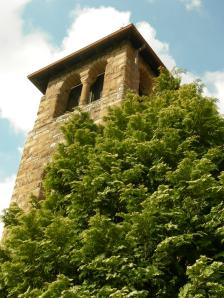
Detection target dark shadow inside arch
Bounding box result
[88,60,107,103]
[53,73,82,117]
[89,73,105,102]
[66,83,82,111]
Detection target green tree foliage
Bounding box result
[1,69,224,297]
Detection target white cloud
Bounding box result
[0,4,174,132]
[0,175,16,238]
[1,2,222,132]
[147,0,202,11]
[134,20,224,113]
[0,5,131,132]
[136,21,176,69]
[0,4,178,223]
[0,1,57,132]
[0,3,224,239]
[59,6,131,58]
[179,0,202,11]
[179,70,198,84]
[202,71,224,113]
[59,8,176,68]
[174,69,224,113]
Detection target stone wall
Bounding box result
[11,41,154,210]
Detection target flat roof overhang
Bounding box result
[28,23,165,94]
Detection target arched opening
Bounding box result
[66,82,82,111]
[138,67,153,96]
[54,73,82,117]
[89,73,104,102]
[88,60,107,103]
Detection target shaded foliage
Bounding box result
[1,69,224,297]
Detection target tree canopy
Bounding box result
[1,69,224,297]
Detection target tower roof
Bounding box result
[28,23,165,94]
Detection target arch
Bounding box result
[88,60,107,103]
[54,73,82,117]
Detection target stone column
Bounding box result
[80,71,91,106]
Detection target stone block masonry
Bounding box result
[11,25,162,210]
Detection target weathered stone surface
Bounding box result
[11,41,154,210]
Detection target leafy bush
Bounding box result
[1,69,224,297]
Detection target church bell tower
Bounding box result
[11,24,164,209]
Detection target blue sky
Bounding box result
[0,0,224,234]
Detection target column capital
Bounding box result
[80,70,89,82]
[80,69,95,85]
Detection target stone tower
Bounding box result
[11,24,164,210]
